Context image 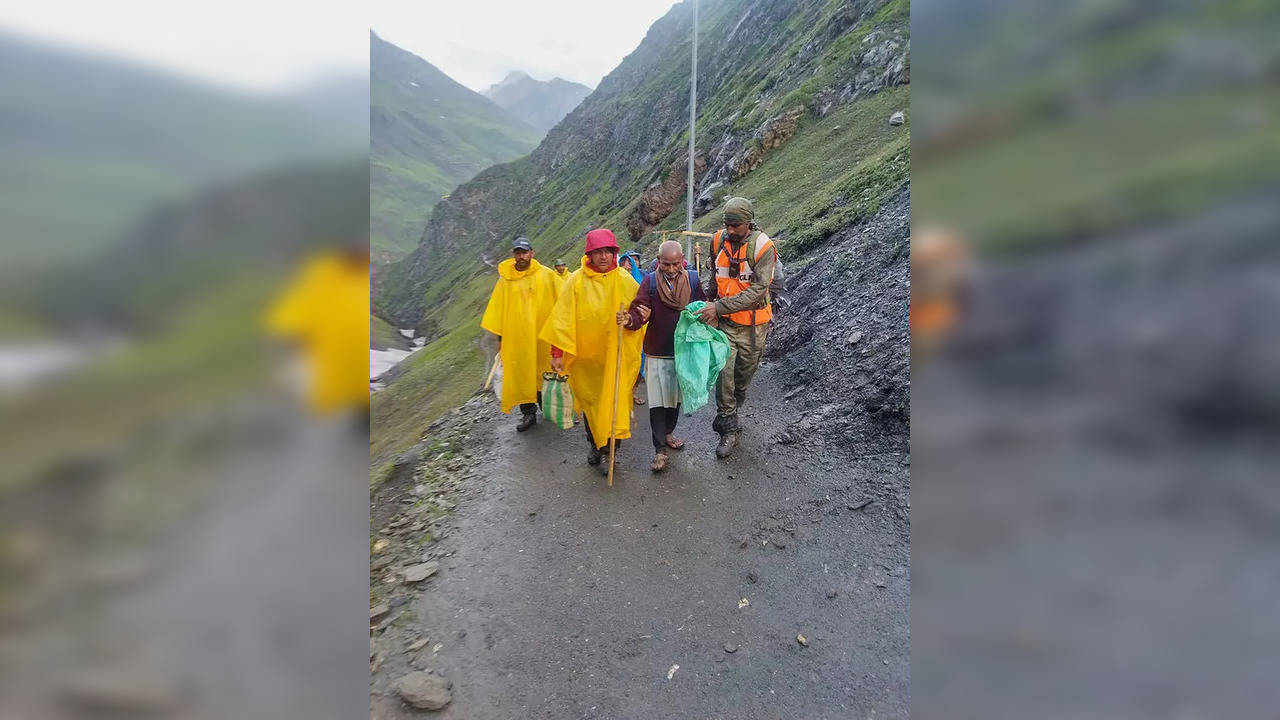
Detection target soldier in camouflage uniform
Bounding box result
[696,197,778,458]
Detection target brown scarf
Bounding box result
[656,269,692,310]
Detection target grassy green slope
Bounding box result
[919,87,1280,252]
[0,33,364,278]
[370,33,540,263]
[0,308,51,341]
[681,86,910,257]
[371,314,410,351]
[34,159,369,331]
[1,160,369,488]
[912,0,1280,251]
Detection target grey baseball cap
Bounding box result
[512,236,532,251]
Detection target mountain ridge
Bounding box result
[0,31,365,280]
[370,32,540,262]
[481,71,592,135]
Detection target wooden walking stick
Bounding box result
[693,240,701,274]
[483,352,499,390]
[607,302,625,487]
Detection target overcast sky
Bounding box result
[0,1,368,93]
[0,1,684,95]
[372,0,682,92]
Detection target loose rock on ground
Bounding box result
[394,671,452,711]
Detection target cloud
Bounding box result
[0,0,367,92]
[372,0,681,92]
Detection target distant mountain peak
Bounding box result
[481,71,592,135]
[481,70,532,98]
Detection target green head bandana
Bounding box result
[723,196,755,226]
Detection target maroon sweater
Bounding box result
[624,270,705,357]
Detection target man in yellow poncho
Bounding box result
[540,229,645,474]
[266,246,370,417]
[480,236,563,431]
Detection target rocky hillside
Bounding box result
[768,185,910,452]
[372,0,909,462]
[482,72,592,136]
[371,33,539,262]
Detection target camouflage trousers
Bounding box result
[714,320,770,433]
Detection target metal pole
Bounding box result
[685,0,698,259]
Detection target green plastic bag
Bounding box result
[540,372,575,429]
[673,301,731,414]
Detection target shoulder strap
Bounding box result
[716,228,748,263]
[750,230,775,262]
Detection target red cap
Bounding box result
[584,228,619,253]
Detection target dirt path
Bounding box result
[370,365,909,719]
[911,191,1280,717]
[2,407,370,720]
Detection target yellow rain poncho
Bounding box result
[480,258,563,413]
[266,251,369,414]
[539,257,644,447]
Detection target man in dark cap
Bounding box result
[553,258,569,277]
[696,197,778,458]
[481,236,563,431]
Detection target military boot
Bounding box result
[712,414,730,435]
[715,432,739,458]
[516,412,537,432]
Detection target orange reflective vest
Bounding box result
[713,229,775,325]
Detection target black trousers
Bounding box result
[580,414,622,452]
[519,392,542,416]
[650,405,681,450]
